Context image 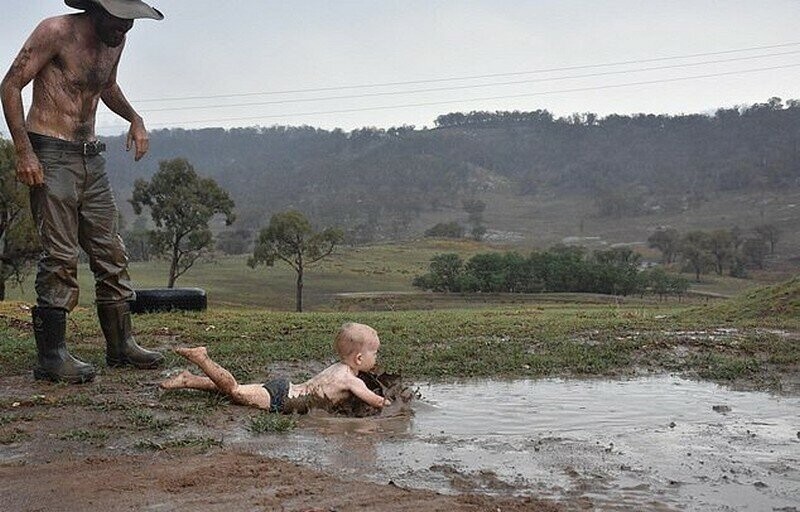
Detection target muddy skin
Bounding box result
[2,13,129,145]
[89,7,133,48]
[281,370,415,417]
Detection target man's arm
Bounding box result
[100,60,149,161]
[0,19,61,186]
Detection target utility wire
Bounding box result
[128,50,800,114]
[131,41,800,103]
[99,63,800,130]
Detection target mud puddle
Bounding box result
[234,376,800,512]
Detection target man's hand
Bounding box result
[16,152,44,186]
[126,117,149,161]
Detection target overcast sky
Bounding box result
[2,0,800,136]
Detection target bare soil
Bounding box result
[0,375,565,512]
[0,451,563,512]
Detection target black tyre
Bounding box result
[130,288,207,314]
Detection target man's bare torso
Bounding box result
[25,14,124,142]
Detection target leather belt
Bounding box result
[28,132,107,156]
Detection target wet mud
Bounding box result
[1,373,797,511]
[240,376,800,512]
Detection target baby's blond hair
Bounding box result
[334,322,378,358]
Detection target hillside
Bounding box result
[694,275,800,323]
[99,100,800,259]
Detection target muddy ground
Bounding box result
[0,375,566,512]
[2,309,797,511]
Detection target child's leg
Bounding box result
[160,370,218,391]
[174,347,271,409]
[174,347,236,392]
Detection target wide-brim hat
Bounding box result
[65,0,164,20]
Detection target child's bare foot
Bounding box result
[174,346,208,363]
[159,370,194,390]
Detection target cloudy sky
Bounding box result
[2,0,800,136]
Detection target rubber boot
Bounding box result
[98,302,164,369]
[32,306,96,384]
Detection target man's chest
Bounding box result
[50,47,119,93]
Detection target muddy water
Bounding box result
[236,376,800,511]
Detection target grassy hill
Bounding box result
[690,275,800,325]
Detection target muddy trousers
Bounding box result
[29,133,134,311]
[27,134,161,381]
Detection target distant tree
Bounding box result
[130,158,235,288]
[729,256,749,278]
[642,267,689,301]
[730,225,745,252]
[647,227,680,264]
[424,221,464,239]
[590,247,643,295]
[248,210,343,312]
[470,225,487,241]
[464,253,508,292]
[412,253,464,292]
[741,238,769,270]
[708,229,734,276]
[679,231,714,282]
[753,223,780,254]
[0,138,40,300]
[462,198,486,241]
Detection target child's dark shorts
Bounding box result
[263,377,290,413]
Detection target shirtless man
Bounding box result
[160,323,391,413]
[0,0,165,384]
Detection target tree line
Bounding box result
[412,247,689,299]
[100,98,800,239]
[647,224,779,281]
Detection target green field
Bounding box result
[4,238,776,311]
[1,288,797,390]
[5,239,491,310]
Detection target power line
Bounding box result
[99,63,800,130]
[126,50,800,114]
[131,41,800,103]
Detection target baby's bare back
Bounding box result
[290,363,358,405]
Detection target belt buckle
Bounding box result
[82,141,106,156]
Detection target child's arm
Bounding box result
[348,376,391,408]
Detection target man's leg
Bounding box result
[78,154,162,369]
[29,144,95,383]
[173,347,271,409]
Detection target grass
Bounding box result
[6,237,774,312]
[126,409,174,432]
[1,283,797,389]
[134,435,222,452]
[0,275,797,455]
[58,428,110,442]
[248,413,297,433]
[3,239,492,311]
[689,275,800,325]
[0,428,31,445]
